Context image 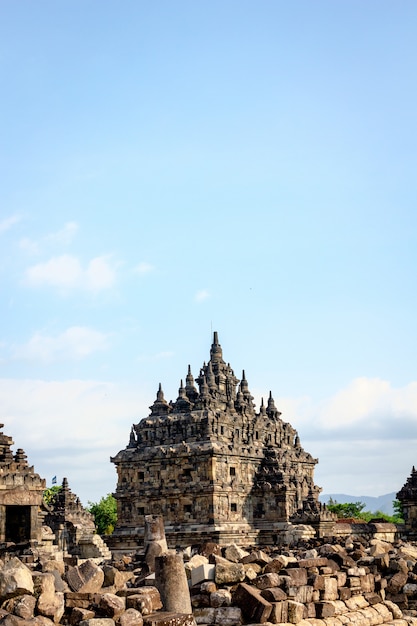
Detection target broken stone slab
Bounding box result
[32,571,61,607]
[119,608,144,626]
[190,564,215,587]
[65,592,98,609]
[69,607,96,625]
[254,573,281,590]
[2,594,36,619]
[193,607,216,624]
[241,550,271,567]
[212,606,242,625]
[214,561,245,585]
[103,565,134,591]
[97,593,126,619]
[287,599,305,623]
[223,544,250,563]
[0,557,34,600]
[260,587,288,602]
[66,560,105,593]
[210,589,232,608]
[142,612,196,626]
[282,568,308,587]
[264,556,289,573]
[232,582,272,623]
[184,555,209,580]
[125,588,163,615]
[78,617,115,626]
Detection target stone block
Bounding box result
[269,600,288,624]
[119,608,144,626]
[241,550,271,566]
[97,593,126,618]
[299,559,329,569]
[223,544,249,563]
[288,585,314,604]
[70,608,96,625]
[338,588,351,601]
[213,606,242,625]
[210,589,231,608]
[0,557,34,599]
[360,574,375,594]
[193,607,216,624]
[2,594,36,620]
[190,564,215,587]
[321,578,338,601]
[264,556,289,573]
[261,587,287,602]
[287,599,305,624]
[78,617,114,626]
[143,613,196,626]
[65,592,97,609]
[66,561,104,594]
[282,568,308,587]
[315,602,336,618]
[254,573,281,590]
[232,582,272,623]
[214,562,245,585]
[126,588,163,615]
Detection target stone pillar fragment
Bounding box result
[155,552,192,614]
[144,515,168,572]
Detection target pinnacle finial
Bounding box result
[210,331,223,361]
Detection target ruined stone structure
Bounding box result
[397,466,417,538]
[0,423,46,544]
[0,424,111,560]
[111,333,326,549]
[44,477,111,560]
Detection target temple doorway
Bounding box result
[5,505,31,543]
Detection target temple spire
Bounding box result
[210,331,223,362]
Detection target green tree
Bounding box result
[87,494,117,535]
[327,498,404,524]
[393,500,404,523]
[327,499,367,519]
[43,485,62,505]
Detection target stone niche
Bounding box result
[110,333,330,551]
[0,424,46,544]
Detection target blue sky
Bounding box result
[1,1,417,505]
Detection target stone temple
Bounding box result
[111,333,327,550]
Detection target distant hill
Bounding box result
[319,492,397,516]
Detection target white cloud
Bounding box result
[254,377,417,497]
[19,222,79,256]
[195,289,210,302]
[25,254,117,293]
[134,262,154,275]
[11,326,109,363]
[0,378,150,505]
[45,221,78,246]
[0,214,21,234]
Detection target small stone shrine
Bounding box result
[44,477,111,559]
[0,423,46,544]
[397,466,417,538]
[111,333,327,549]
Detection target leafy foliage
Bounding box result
[43,485,62,505]
[87,494,117,535]
[327,498,366,519]
[327,498,404,524]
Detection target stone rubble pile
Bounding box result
[184,537,417,626]
[0,537,417,626]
